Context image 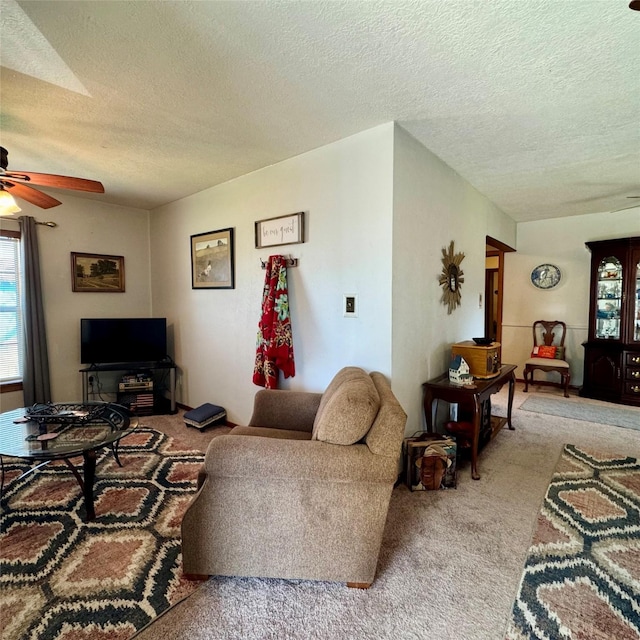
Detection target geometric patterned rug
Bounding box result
[0,429,206,640]
[505,444,640,640]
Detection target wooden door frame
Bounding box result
[485,267,499,341]
[485,236,515,345]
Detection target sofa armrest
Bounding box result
[249,390,322,433]
[203,435,397,484]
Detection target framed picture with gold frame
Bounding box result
[71,252,125,292]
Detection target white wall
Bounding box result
[502,207,640,386]
[150,124,395,425]
[391,125,516,433]
[7,127,629,427]
[150,122,517,430]
[0,195,151,411]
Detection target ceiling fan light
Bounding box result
[0,189,22,216]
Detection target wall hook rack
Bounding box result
[260,256,299,269]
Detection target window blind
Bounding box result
[0,234,22,382]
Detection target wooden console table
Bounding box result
[422,364,516,480]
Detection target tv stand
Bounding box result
[79,360,177,414]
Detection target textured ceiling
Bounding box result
[1,0,639,222]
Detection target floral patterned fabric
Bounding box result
[253,255,295,388]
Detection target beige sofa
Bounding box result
[181,366,407,587]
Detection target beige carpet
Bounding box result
[135,386,640,640]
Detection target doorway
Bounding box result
[485,236,515,344]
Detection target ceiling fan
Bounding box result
[0,146,104,213]
[611,196,640,213]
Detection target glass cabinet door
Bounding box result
[635,254,640,342]
[595,256,622,339]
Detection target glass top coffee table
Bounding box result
[0,402,138,521]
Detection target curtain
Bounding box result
[18,215,51,405]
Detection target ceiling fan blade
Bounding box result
[610,195,640,213]
[4,171,104,193]
[611,203,640,213]
[1,180,62,209]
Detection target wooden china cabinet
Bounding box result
[581,236,640,406]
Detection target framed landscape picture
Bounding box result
[191,227,235,289]
[71,252,125,292]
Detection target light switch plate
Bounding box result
[343,294,358,317]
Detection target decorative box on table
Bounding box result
[404,433,457,491]
[451,341,501,379]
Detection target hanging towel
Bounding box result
[253,255,295,388]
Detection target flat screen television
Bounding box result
[80,318,167,365]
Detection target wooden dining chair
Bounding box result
[523,320,571,398]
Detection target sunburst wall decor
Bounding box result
[438,240,465,314]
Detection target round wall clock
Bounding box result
[531,263,561,290]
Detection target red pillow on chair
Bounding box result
[531,345,557,359]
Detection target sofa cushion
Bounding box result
[366,372,407,457]
[313,375,380,446]
[230,425,312,440]
[312,367,367,439]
